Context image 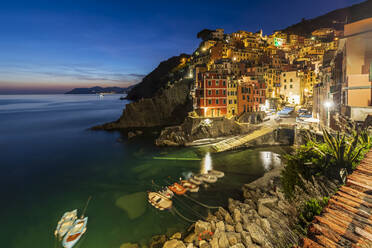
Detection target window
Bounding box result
[248,88,251,94]
[284,85,287,89]
[284,79,286,83]
[208,81,211,86]
[216,99,219,104]
[208,90,212,95]
[242,95,245,100]
[222,81,226,86]
[208,99,212,105]
[223,90,226,95]
[229,100,232,104]
[216,90,219,95]
[290,78,293,82]
[234,100,237,104]
[223,99,226,104]
[216,81,219,86]
[290,85,293,88]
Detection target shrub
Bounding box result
[297,197,329,235]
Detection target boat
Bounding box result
[197,174,218,183]
[180,180,199,193]
[168,183,187,195]
[54,210,78,240]
[189,177,202,185]
[148,192,173,210]
[207,170,225,178]
[62,217,88,248]
[159,187,174,199]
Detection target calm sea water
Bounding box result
[0,94,289,248]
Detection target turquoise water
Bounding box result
[0,94,289,248]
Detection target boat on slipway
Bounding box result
[189,177,202,185]
[168,183,187,195]
[159,187,174,199]
[194,174,218,183]
[180,180,199,193]
[207,170,225,178]
[62,217,88,248]
[148,191,173,210]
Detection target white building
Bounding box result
[280,71,301,105]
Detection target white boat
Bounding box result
[148,192,173,210]
[62,217,88,248]
[54,210,78,240]
[180,180,199,193]
[189,177,202,185]
[196,174,218,183]
[159,187,174,199]
[208,170,225,178]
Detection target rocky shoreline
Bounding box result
[120,163,340,248]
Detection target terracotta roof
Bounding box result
[299,150,372,248]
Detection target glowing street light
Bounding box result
[324,100,333,127]
[324,100,333,108]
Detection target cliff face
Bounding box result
[126,54,190,101]
[95,79,193,130]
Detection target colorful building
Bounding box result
[280,71,301,105]
[237,76,266,114]
[227,79,238,117]
[196,72,228,117]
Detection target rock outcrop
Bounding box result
[155,117,257,146]
[94,79,193,130]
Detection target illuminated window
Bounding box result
[208,99,212,105]
[216,99,219,104]
[216,81,219,86]
[208,90,212,95]
[216,90,219,95]
[223,99,226,104]
[223,90,226,95]
[290,85,293,88]
[208,81,211,86]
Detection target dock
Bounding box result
[300,150,372,248]
[210,126,275,153]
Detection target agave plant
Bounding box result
[319,128,367,174]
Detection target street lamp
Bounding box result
[324,100,333,128]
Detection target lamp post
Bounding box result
[324,100,333,128]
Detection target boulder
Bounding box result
[195,221,211,235]
[216,221,225,232]
[183,233,197,243]
[233,208,242,223]
[235,222,243,233]
[218,232,229,248]
[246,223,272,247]
[209,237,219,248]
[230,244,245,248]
[257,197,278,218]
[198,240,210,248]
[170,232,182,240]
[226,232,238,246]
[162,240,186,248]
[225,224,235,232]
[150,235,167,248]
[241,231,253,247]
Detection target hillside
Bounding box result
[282,0,372,36]
[65,86,134,94]
[126,53,190,101]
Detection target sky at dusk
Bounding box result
[0,0,365,94]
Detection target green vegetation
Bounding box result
[281,128,372,199]
[296,197,329,235]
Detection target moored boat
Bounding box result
[189,177,202,185]
[168,182,187,195]
[207,169,225,178]
[55,209,78,240]
[198,174,218,183]
[62,217,88,248]
[180,180,199,193]
[148,191,173,210]
[159,187,174,199]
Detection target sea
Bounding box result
[0,94,289,248]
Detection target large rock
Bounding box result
[257,197,278,218]
[230,244,245,248]
[226,232,239,246]
[216,221,225,232]
[218,232,229,248]
[150,235,167,248]
[195,221,211,235]
[241,231,253,247]
[162,240,186,248]
[246,223,271,247]
[233,208,242,223]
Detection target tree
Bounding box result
[197,29,213,41]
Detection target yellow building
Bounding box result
[264,68,281,98]
[299,69,317,104]
[227,79,238,117]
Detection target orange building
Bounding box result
[237,77,266,114]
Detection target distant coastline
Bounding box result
[65,86,134,94]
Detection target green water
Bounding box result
[0,94,290,248]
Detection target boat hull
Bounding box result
[62,217,88,248]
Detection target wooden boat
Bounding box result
[148,192,173,210]
[208,170,225,178]
[54,209,78,240]
[168,183,187,195]
[198,174,218,183]
[62,217,88,248]
[180,180,199,193]
[159,187,174,199]
[189,177,202,185]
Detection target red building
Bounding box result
[237,76,266,114]
[196,72,228,117]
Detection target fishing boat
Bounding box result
[148,192,173,210]
[168,182,187,195]
[197,174,218,183]
[62,217,88,248]
[159,187,174,199]
[180,180,199,193]
[207,169,225,178]
[54,209,78,240]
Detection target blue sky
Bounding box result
[0,0,364,93]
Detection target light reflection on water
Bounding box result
[200,152,213,174]
[259,151,282,171]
